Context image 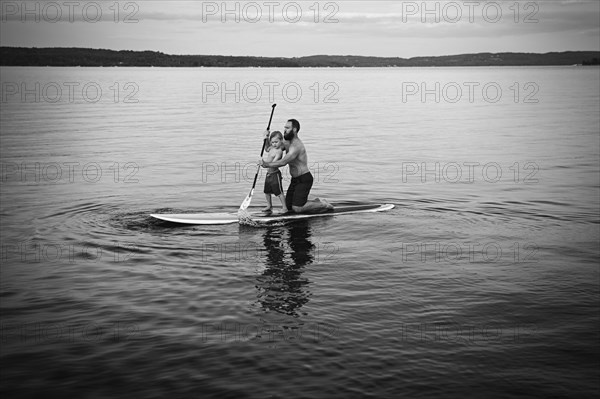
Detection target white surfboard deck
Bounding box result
[150,203,394,225]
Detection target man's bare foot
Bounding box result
[293,198,334,214]
[320,198,334,210]
[261,207,272,213]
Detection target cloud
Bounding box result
[1,0,598,56]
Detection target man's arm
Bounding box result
[262,147,297,168]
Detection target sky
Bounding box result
[1,0,599,57]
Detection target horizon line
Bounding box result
[2,46,599,59]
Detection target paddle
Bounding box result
[239,103,277,211]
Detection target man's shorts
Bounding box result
[264,170,284,196]
[286,172,313,210]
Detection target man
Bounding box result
[260,119,333,214]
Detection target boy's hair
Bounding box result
[269,131,283,141]
[287,119,300,133]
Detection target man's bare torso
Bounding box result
[285,138,309,177]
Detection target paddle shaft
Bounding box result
[250,103,276,190]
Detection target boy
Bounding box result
[262,131,288,214]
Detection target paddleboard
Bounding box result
[150,203,394,225]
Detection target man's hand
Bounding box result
[259,159,268,168]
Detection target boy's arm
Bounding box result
[262,147,297,168]
[264,150,276,162]
[271,149,284,162]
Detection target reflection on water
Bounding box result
[255,221,314,317]
[1,66,598,398]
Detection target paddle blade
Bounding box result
[237,207,260,226]
[239,188,254,210]
[238,189,261,226]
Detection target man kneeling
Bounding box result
[260,118,333,214]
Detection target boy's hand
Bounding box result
[263,129,270,139]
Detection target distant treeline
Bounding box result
[1,47,599,67]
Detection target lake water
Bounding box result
[1,66,598,398]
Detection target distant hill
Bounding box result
[1,47,598,67]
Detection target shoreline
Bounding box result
[2,47,599,68]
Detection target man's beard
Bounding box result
[284,131,294,141]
